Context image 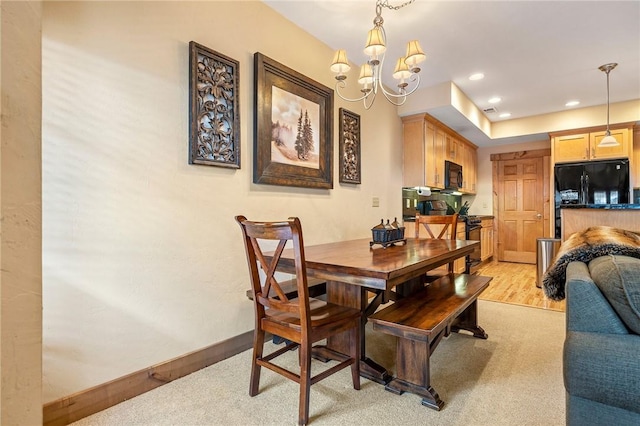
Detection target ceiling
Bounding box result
[264,0,640,147]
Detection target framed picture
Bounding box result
[189,41,240,168]
[339,108,361,184]
[253,52,333,189]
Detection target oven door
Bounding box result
[466,224,482,273]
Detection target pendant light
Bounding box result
[598,63,619,147]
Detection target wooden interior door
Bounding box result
[496,157,545,263]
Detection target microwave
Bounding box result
[444,160,463,190]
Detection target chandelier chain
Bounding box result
[378,0,415,11]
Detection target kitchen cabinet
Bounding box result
[480,218,494,261]
[402,116,444,188]
[552,126,632,163]
[460,142,477,194]
[445,134,460,163]
[402,113,477,194]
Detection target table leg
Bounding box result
[312,280,391,384]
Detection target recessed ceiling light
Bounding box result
[469,73,484,81]
[565,100,580,107]
[488,97,502,104]
[499,112,511,118]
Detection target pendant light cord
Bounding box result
[606,68,611,133]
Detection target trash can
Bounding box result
[536,238,561,288]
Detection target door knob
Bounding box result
[536,213,542,219]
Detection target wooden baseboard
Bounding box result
[43,330,254,426]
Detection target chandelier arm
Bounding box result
[363,90,377,110]
[378,73,421,99]
[334,80,373,103]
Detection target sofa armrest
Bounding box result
[565,262,629,334]
[564,331,640,414]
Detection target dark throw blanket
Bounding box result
[542,226,640,301]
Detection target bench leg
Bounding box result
[384,337,445,410]
[451,300,488,339]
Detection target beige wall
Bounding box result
[1,1,43,423]
[42,1,403,401]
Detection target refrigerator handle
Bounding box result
[582,172,589,204]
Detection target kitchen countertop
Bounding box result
[403,214,494,222]
[559,204,640,210]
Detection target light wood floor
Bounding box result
[477,260,566,312]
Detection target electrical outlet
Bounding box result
[372,196,380,207]
[483,202,488,209]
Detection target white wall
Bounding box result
[42,1,403,401]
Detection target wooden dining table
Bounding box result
[268,237,479,383]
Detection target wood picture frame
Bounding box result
[253,52,333,189]
[339,108,361,184]
[189,41,240,168]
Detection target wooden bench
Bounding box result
[369,273,492,410]
[245,277,326,301]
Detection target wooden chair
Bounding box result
[415,213,459,276]
[235,216,361,426]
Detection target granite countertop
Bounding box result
[403,214,494,222]
[559,204,640,210]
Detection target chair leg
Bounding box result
[350,325,361,390]
[298,340,312,425]
[249,329,265,397]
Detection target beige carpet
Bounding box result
[72,300,566,425]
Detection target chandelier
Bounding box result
[330,0,425,109]
[598,63,619,147]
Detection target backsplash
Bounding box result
[402,188,462,220]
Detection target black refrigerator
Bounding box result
[554,159,630,237]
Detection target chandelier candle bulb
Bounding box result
[364,27,386,62]
[358,63,374,87]
[404,40,426,71]
[393,57,412,87]
[330,49,351,80]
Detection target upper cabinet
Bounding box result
[402,116,443,188]
[551,125,633,163]
[402,113,477,194]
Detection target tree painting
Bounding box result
[270,86,320,169]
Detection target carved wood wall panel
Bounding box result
[189,41,240,168]
[339,108,361,184]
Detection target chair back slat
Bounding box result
[415,213,459,274]
[236,216,310,319]
[415,213,459,240]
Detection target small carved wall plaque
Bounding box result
[189,41,240,168]
[339,108,361,184]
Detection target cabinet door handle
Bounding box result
[591,147,595,157]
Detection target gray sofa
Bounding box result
[564,255,640,425]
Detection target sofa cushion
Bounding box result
[589,255,640,334]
